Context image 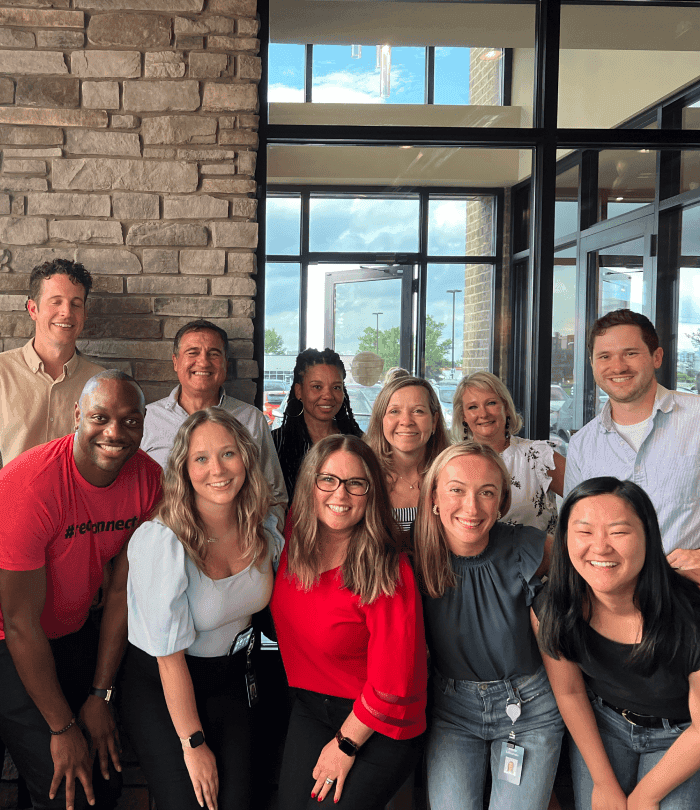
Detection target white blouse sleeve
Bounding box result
[527,439,557,494]
[127,519,196,657]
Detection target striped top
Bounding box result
[393,506,417,533]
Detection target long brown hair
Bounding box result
[288,435,402,604]
[159,407,271,572]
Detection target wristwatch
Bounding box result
[89,686,114,703]
[180,731,205,749]
[335,730,359,757]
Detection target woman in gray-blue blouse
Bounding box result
[119,407,283,810]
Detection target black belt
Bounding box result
[600,698,688,729]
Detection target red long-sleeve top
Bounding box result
[271,549,427,740]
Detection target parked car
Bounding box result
[437,380,460,430]
[262,379,289,427]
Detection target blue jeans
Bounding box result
[571,693,700,810]
[427,665,564,810]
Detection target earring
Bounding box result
[291,399,304,417]
[432,505,439,516]
[504,416,511,440]
[497,511,502,520]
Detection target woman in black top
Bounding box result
[535,477,700,810]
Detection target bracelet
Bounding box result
[49,717,76,736]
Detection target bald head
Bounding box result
[78,370,145,416]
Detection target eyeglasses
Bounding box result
[315,474,370,497]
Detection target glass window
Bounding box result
[265,263,301,386]
[677,204,700,393]
[266,196,301,255]
[554,159,579,240]
[268,43,305,102]
[680,149,700,196]
[551,246,577,447]
[434,47,503,106]
[428,197,496,257]
[598,150,655,223]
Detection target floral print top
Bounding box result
[499,435,558,533]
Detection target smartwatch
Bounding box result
[180,731,205,749]
[89,686,114,703]
[335,730,359,757]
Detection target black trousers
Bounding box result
[0,620,121,810]
[118,643,254,810]
[279,689,424,810]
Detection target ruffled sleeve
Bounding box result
[127,519,195,657]
[511,524,547,606]
[525,439,557,494]
[353,555,428,740]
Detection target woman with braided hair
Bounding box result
[272,348,363,504]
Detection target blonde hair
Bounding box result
[159,407,271,572]
[414,442,512,598]
[451,371,523,442]
[364,372,450,485]
[288,435,402,604]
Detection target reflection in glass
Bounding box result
[598,150,655,223]
[266,196,301,255]
[680,150,700,196]
[554,162,579,240]
[268,43,305,102]
[265,263,300,378]
[678,205,700,393]
[428,197,495,257]
[551,247,577,446]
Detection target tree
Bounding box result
[265,327,285,354]
[357,315,451,379]
[689,328,700,352]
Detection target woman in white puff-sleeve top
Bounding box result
[119,408,283,810]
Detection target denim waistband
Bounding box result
[436,664,546,695]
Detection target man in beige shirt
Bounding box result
[0,259,104,467]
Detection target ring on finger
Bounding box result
[325,777,336,785]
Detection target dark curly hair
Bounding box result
[29,259,93,304]
[272,348,363,501]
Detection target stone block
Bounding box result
[127,276,206,295]
[37,30,85,49]
[0,8,83,26]
[212,223,257,250]
[82,317,161,339]
[154,296,227,317]
[50,220,123,244]
[0,312,33,338]
[0,78,13,105]
[228,298,254,318]
[211,275,255,296]
[207,0,256,14]
[224,378,255,403]
[227,339,253,359]
[123,81,200,112]
[77,338,173,362]
[6,247,73,273]
[200,163,234,175]
[0,217,48,245]
[189,52,228,79]
[65,131,141,157]
[27,193,111,217]
[0,28,35,48]
[142,115,216,145]
[126,222,207,246]
[234,359,257,379]
[230,198,257,218]
[0,194,9,215]
[11,197,24,216]
[163,316,252,340]
[0,108,107,127]
[237,18,259,36]
[77,248,142,275]
[0,126,62,145]
[141,382,175,404]
[175,16,233,36]
[179,249,225,275]
[143,147,176,159]
[0,177,48,192]
[112,192,159,220]
[88,296,151,316]
[82,82,119,110]
[163,195,227,219]
[202,178,256,194]
[218,116,234,129]
[238,55,261,81]
[208,36,258,52]
[88,14,171,48]
[145,52,185,79]
[71,51,141,79]
[3,148,62,158]
[0,52,67,75]
[177,148,235,161]
[201,83,256,112]
[175,36,203,49]
[142,249,177,274]
[237,151,256,175]
[237,113,258,128]
[52,159,197,193]
[0,272,29,290]
[2,160,46,174]
[227,252,255,274]
[91,276,124,293]
[132,360,177,381]
[0,293,28,310]
[111,114,140,128]
[76,0,203,9]
[219,128,258,147]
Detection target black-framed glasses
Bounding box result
[315,474,370,497]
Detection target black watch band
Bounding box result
[89,686,114,703]
[181,730,205,749]
[335,730,359,757]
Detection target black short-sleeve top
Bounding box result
[423,522,547,682]
[533,587,700,720]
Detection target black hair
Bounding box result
[274,348,363,499]
[538,477,700,675]
[29,259,92,303]
[172,319,229,358]
[587,309,660,358]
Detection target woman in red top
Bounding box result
[271,434,427,809]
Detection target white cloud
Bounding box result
[268,83,304,102]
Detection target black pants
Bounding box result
[0,620,121,810]
[118,643,254,810]
[279,689,424,810]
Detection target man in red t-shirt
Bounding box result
[0,370,162,810]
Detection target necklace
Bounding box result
[398,474,420,490]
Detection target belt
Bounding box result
[600,698,688,729]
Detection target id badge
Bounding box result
[229,626,254,657]
[245,670,259,707]
[497,740,524,786]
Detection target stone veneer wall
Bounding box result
[0,0,260,404]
